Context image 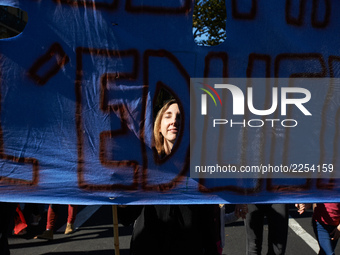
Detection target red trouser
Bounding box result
[13,204,27,235]
[46,204,77,230]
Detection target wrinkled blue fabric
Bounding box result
[0,0,339,205]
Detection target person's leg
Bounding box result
[245,204,265,255]
[23,203,41,226]
[46,204,59,230]
[67,205,77,224]
[266,204,289,255]
[0,203,16,255]
[13,204,27,235]
[35,204,59,240]
[65,205,78,234]
[313,220,338,255]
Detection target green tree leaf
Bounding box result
[193,0,227,46]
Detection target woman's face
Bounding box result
[160,103,180,144]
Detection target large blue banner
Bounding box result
[0,0,339,205]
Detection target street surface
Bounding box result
[8,204,340,255]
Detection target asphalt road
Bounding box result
[7,204,340,255]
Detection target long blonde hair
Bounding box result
[153,99,177,155]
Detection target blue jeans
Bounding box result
[313,220,339,255]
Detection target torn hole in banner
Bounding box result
[153,85,184,161]
[192,0,226,46]
[0,5,28,39]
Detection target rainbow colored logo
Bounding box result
[199,83,222,115]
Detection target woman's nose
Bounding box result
[172,116,180,126]
[170,117,176,125]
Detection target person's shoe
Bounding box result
[17,228,27,235]
[64,223,75,235]
[13,228,27,236]
[34,230,53,240]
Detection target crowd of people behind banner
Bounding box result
[0,202,339,255]
[1,99,340,255]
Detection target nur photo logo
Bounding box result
[190,78,336,179]
[199,83,311,117]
